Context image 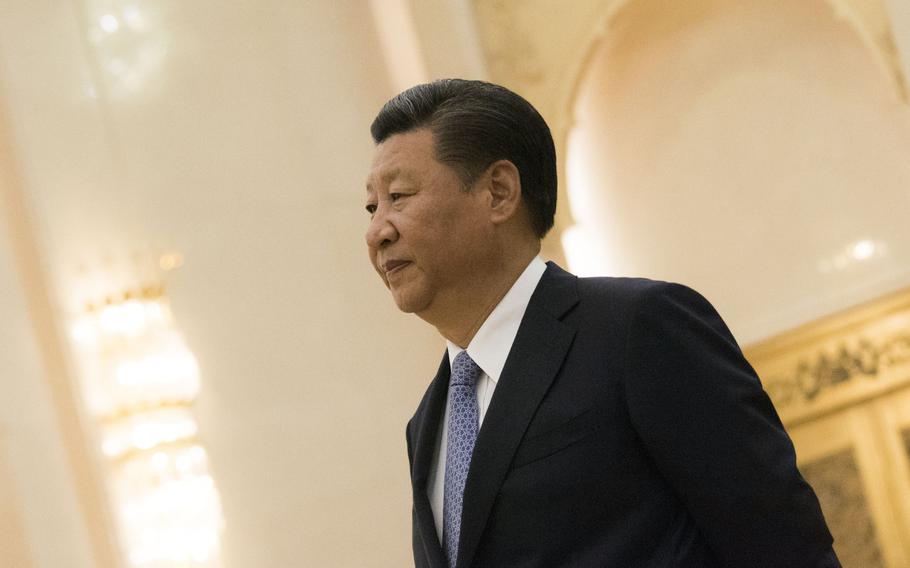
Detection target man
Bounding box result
[364,79,839,568]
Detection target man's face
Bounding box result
[365,129,491,316]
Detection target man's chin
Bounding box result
[392,299,420,314]
[391,289,428,315]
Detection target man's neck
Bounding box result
[424,246,539,348]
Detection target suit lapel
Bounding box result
[456,263,579,567]
[410,354,449,568]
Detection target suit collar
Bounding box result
[411,355,449,567]
[535,261,580,320]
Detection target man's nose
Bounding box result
[365,206,399,249]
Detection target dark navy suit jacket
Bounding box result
[406,263,839,567]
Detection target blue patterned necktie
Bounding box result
[443,350,482,568]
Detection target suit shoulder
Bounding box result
[572,276,720,327]
[576,275,702,303]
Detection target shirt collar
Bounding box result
[446,257,547,383]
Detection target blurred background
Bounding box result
[1,0,909,566]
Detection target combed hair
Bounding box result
[370,79,557,238]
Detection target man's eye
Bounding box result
[365,203,377,215]
[390,192,408,202]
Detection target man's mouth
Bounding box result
[383,260,411,275]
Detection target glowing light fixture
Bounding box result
[100,14,120,33]
[850,239,876,261]
[817,238,886,273]
[84,3,169,96]
[71,256,223,567]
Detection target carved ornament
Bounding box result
[746,287,910,426]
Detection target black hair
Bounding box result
[370,79,557,238]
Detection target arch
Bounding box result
[552,0,907,136]
[556,0,910,342]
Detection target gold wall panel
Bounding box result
[801,448,884,567]
[903,427,910,468]
[747,287,910,567]
[747,287,910,427]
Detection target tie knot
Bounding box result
[451,351,482,387]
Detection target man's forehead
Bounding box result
[365,129,436,190]
[365,167,406,191]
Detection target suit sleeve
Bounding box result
[406,419,415,469]
[624,282,838,568]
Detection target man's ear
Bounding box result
[484,160,522,225]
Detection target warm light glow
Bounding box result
[114,444,223,567]
[561,224,615,278]
[71,318,100,345]
[101,408,198,458]
[851,239,876,260]
[562,124,621,279]
[100,14,120,33]
[74,298,200,415]
[159,253,184,271]
[115,350,199,388]
[71,282,222,567]
[817,238,887,274]
[562,225,597,277]
[86,2,169,96]
[99,299,149,335]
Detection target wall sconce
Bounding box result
[70,254,224,567]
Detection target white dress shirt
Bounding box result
[428,256,548,543]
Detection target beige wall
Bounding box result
[0,1,456,566]
[0,440,32,568]
[1,81,98,568]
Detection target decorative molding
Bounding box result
[762,333,910,408]
[745,286,910,426]
[471,0,547,86]
[472,0,908,107]
[827,0,909,102]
